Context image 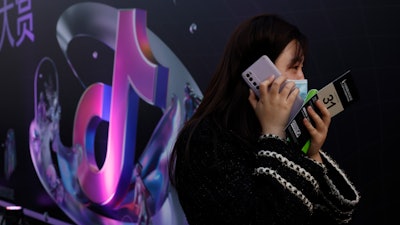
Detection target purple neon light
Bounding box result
[74,9,169,206]
[28,3,196,223]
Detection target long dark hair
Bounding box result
[169,14,307,184]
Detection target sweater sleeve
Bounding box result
[308,151,361,224]
[254,137,360,225]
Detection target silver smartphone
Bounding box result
[241,55,281,97]
[241,55,304,124]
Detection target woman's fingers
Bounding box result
[258,75,276,97]
[309,100,331,127]
[248,89,257,109]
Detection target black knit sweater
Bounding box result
[173,117,360,225]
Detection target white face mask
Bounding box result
[289,79,308,100]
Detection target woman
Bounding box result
[169,14,360,225]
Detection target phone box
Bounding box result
[285,70,359,153]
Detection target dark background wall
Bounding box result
[0,0,398,224]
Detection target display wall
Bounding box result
[0,0,398,225]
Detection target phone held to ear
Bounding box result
[242,56,359,154]
[241,55,304,123]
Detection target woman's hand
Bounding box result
[248,75,299,139]
[303,99,331,162]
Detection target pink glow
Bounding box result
[73,9,168,206]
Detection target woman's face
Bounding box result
[274,40,305,80]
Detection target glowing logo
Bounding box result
[29,2,201,224]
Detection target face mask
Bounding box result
[289,79,308,100]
